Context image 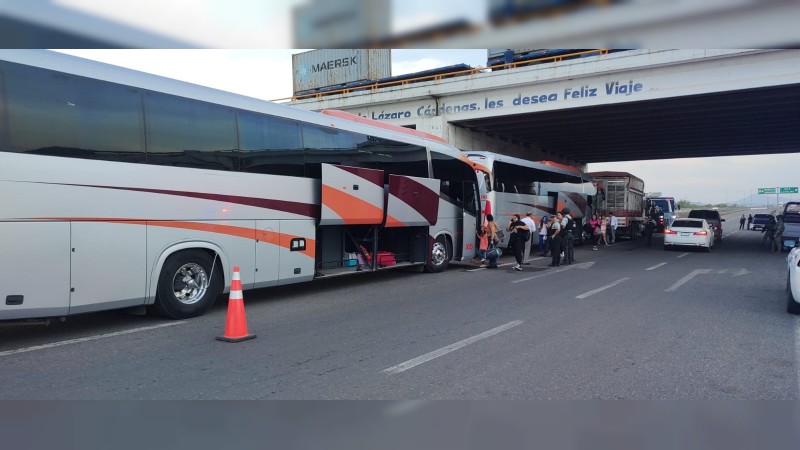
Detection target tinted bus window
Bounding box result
[302,123,359,178]
[239,111,304,177]
[359,135,428,180]
[143,91,238,171]
[0,61,145,163]
[432,152,478,212]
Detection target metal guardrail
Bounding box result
[273,49,610,103]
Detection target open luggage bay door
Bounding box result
[384,174,440,227]
[320,164,385,226]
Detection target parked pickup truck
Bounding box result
[751,213,774,231]
[782,202,800,251]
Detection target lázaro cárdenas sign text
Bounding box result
[361,80,645,120]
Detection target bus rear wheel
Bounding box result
[425,236,450,273]
[155,250,222,319]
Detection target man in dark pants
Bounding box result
[506,214,530,271]
[644,217,657,246]
[549,212,563,267]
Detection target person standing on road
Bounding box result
[773,215,785,253]
[476,226,489,263]
[747,214,753,230]
[506,214,529,271]
[485,214,500,269]
[549,212,563,267]
[762,216,776,250]
[644,216,657,246]
[608,211,618,244]
[588,214,601,250]
[560,208,576,265]
[739,214,746,230]
[538,215,550,256]
[521,211,537,264]
[599,214,610,247]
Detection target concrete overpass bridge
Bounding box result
[290,49,800,169]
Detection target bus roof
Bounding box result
[466,151,589,183]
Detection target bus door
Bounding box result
[462,180,480,260]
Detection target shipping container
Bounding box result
[292,49,391,94]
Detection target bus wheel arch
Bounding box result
[153,248,224,319]
[425,233,451,273]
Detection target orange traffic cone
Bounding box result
[216,266,256,342]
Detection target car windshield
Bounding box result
[688,210,718,220]
[755,214,772,219]
[672,220,702,228]
[652,199,671,211]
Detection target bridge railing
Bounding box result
[272,49,610,103]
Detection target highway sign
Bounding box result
[758,188,776,194]
[780,187,798,194]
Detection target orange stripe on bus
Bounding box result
[384,215,407,228]
[459,153,491,176]
[28,218,316,258]
[321,184,384,225]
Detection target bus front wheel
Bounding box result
[425,236,450,273]
[155,249,222,319]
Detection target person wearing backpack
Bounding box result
[521,211,537,264]
[506,214,530,271]
[560,208,576,265]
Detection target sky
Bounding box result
[54,49,798,206]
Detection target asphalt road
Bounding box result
[1,210,797,399]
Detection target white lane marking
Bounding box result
[664,269,712,292]
[511,261,595,284]
[676,252,690,258]
[525,257,546,263]
[575,278,630,299]
[646,262,668,271]
[0,322,186,358]
[382,320,524,375]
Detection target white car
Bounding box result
[787,243,800,314]
[663,218,714,251]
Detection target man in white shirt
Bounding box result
[608,211,619,244]
[521,211,537,264]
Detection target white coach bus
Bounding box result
[464,151,595,245]
[0,50,480,321]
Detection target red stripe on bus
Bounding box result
[334,165,384,187]
[46,183,320,218]
[388,175,439,225]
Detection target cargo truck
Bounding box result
[586,171,645,240]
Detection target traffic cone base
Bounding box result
[216,333,256,343]
[216,266,256,343]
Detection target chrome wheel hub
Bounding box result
[172,263,208,305]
